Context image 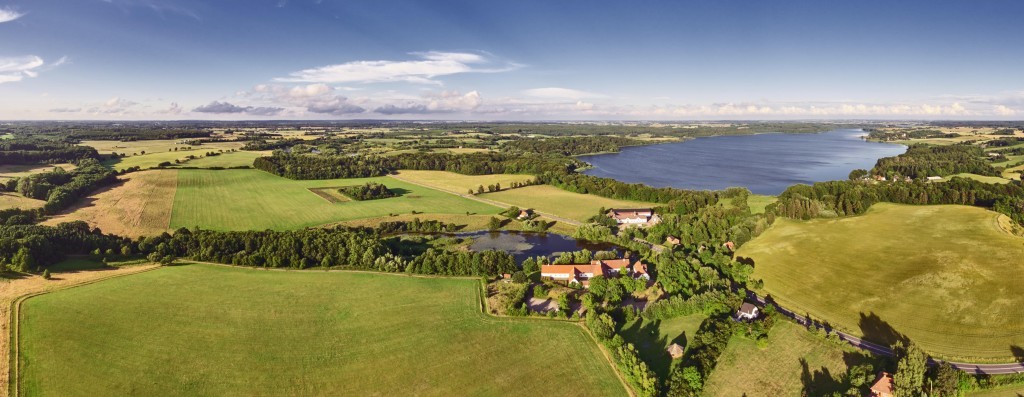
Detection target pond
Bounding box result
[578,129,906,195]
[460,230,619,263]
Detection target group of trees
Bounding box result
[540,172,718,211]
[11,159,119,214]
[872,144,999,179]
[338,183,397,201]
[771,177,1024,224]
[0,139,100,164]
[253,153,395,179]
[501,136,643,156]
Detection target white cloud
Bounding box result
[522,87,607,100]
[0,56,45,84]
[193,100,284,116]
[105,96,138,108]
[0,7,24,23]
[994,105,1017,116]
[372,91,483,115]
[274,51,519,85]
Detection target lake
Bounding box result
[462,231,618,263]
[578,129,906,195]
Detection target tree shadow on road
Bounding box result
[858,311,908,347]
[1011,345,1024,363]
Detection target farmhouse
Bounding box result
[540,258,651,287]
[665,236,681,245]
[735,302,759,320]
[607,208,661,227]
[667,343,684,359]
[869,372,894,397]
[517,209,534,219]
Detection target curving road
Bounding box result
[747,293,1024,375]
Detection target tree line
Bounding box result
[872,144,999,179]
[501,136,645,156]
[8,159,119,214]
[0,139,100,165]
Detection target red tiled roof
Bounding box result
[870,372,894,396]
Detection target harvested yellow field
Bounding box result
[0,263,159,397]
[79,139,244,155]
[43,170,177,237]
[0,163,76,179]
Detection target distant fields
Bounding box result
[394,170,535,194]
[170,169,503,231]
[480,185,659,222]
[17,264,627,396]
[739,203,1024,361]
[703,322,874,396]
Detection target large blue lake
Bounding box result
[578,129,906,195]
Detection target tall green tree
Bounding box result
[893,341,927,397]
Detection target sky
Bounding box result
[1,0,1023,120]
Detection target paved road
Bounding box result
[387,174,583,226]
[747,293,1024,375]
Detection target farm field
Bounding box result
[0,163,76,179]
[480,185,659,222]
[0,192,44,210]
[172,150,269,168]
[619,315,706,379]
[946,173,1011,184]
[16,264,628,397]
[170,169,503,231]
[393,170,535,194]
[79,139,243,155]
[1,260,159,396]
[703,321,875,397]
[43,170,177,237]
[739,203,1024,361]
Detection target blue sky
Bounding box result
[1,0,1022,120]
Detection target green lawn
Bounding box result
[619,315,706,380]
[703,322,875,397]
[17,264,627,396]
[480,185,659,222]
[172,150,268,168]
[170,169,503,231]
[945,173,1011,184]
[739,203,1024,361]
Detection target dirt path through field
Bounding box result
[1,264,159,397]
[42,170,177,237]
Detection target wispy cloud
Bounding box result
[0,7,24,23]
[0,56,45,84]
[522,87,607,100]
[274,51,520,85]
[100,0,201,20]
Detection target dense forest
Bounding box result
[252,153,394,179]
[254,151,583,179]
[871,144,999,178]
[0,140,100,164]
[501,136,645,156]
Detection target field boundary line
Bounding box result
[7,264,160,397]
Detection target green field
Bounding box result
[739,203,1024,361]
[619,315,706,379]
[172,150,268,168]
[17,264,626,396]
[703,322,875,396]
[394,170,535,194]
[170,169,503,231]
[946,173,1011,184]
[480,185,659,222]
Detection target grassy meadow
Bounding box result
[739,203,1024,361]
[170,169,503,231]
[0,163,76,179]
[172,150,269,168]
[703,322,875,397]
[394,170,535,194]
[16,264,627,396]
[480,185,659,222]
[619,315,706,380]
